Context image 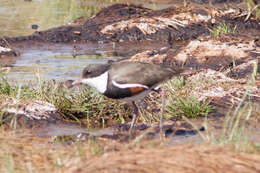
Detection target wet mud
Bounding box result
[1,2,259,50]
[1,105,202,143]
[0,4,205,44]
[0,46,18,67]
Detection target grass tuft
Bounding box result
[167,96,213,119]
[210,22,237,37]
[0,77,12,95]
[164,77,213,120]
[245,0,260,21]
[0,78,133,128]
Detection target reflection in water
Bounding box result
[0,0,104,37]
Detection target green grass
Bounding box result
[0,77,133,128]
[167,96,212,119]
[213,66,259,151]
[164,77,213,120]
[210,22,237,37]
[211,101,259,152]
[245,0,260,21]
[0,77,12,95]
[0,75,213,130]
[2,75,211,128]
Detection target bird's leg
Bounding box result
[129,101,138,134]
[153,88,165,139]
[159,89,166,137]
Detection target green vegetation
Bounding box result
[212,100,259,152]
[0,77,133,127]
[218,103,253,145]
[210,22,237,37]
[167,95,212,119]
[0,77,12,95]
[183,101,260,153]
[0,75,213,128]
[245,0,260,21]
[164,77,213,120]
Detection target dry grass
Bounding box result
[0,128,259,173]
[0,128,103,173]
[76,144,260,173]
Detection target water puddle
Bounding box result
[4,41,165,83]
[5,49,110,84]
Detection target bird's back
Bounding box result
[108,61,183,87]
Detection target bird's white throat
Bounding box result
[81,71,108,93]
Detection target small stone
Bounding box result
[199,126,205,131]
[165,128,174,138]
[31,24,39,30]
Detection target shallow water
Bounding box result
[0,0,175,83]
[6,49,109,84]
[0,0,113,83]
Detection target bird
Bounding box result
[72,61,186,135]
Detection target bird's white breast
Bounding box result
[81,71,108,93]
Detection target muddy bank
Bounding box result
[129,35,260,69]
[0,98,203,141]
[1,3,259,47]
[1,93,259,146]
[1,32,259,142]
[0,2,259,72]
[0,46,18,67]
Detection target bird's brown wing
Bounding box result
[109,61,182,88]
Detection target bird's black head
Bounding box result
[82,63,110,78]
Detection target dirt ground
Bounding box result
[72,144,260,173]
